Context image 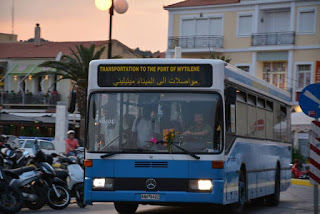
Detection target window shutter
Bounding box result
[299,10,315,33]
[196,19,208,36]
[182,19,195,36]
[238,15,252,36]
[210,17,223,36]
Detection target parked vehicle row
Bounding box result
[0,137,85,213]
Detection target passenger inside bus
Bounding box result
[99,104,130,151]
[131,104,160,149]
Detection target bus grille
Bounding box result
[134,161,168,168]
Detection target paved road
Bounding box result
[20,184,318,214]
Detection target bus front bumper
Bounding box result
[84,178,225,205]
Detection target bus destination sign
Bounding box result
[97,64,213,87]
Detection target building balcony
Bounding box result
[0,94,61,107]
[168,35,223,49]
[251,32,295,46]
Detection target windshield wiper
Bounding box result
[147,140,200,160]
[100,152,119,158]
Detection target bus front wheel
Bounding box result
[114,202,138,214]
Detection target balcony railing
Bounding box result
[252,32,295,46]
[0,94,61,105]
[168,35,223,49]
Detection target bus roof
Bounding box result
[88,59,291,104]
[225,63,291,104]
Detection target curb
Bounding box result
[291,179,318,187]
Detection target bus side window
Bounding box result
[225,103,235,133]
[225,102,236,151]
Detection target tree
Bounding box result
[201,53,231,63]
[39,44,106,143]
[292,147,306,164]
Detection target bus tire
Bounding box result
[266,166,280,206]
[114,202,138,214]
[231,170,246,213]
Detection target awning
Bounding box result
[8,64,52,76]
[257,51,288,61]
[8,64,36,76]
[0,112,35,123]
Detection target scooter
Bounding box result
[1,144,31,169]
[291,164,310,179]
[67,163,86,208]
[9,166,46,210]
[0,167,23,214]
[53,154,86,208]
[10,147,71,211]
[31,145,71,210]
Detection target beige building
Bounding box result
[0,24,141,137]
[165,0,320,105]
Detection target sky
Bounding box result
[0,0,181,52]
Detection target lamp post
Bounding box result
[95,0,128,59]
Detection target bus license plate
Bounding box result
[141,194,160,200]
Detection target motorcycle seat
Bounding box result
[55,168,68,182]
[10,166,37,175]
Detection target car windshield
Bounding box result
[40,141,55,150]
[24,140,35,148]
[87,92,223,154]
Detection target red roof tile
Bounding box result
[0,40,109,59]
[152,52,166,58]
[165,0,240,9]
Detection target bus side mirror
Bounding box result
[225,87,236,104]
[68,91,76,113]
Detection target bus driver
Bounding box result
[182,112,212,142]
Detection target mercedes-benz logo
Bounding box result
[146,179,157,190]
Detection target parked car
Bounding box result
[17,137,57,156]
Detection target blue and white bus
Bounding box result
[83,59,291,213]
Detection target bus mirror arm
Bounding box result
[68,79,86,113]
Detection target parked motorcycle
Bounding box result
[0,142,31,169]
[0,167,23,213]
[53,154,86,208]
[9,166,46,210]
[31,145,71,210]
[291,162,310,179]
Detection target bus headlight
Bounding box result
[189,179,213,192]
[92,178,114,190]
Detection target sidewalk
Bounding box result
[291,178,319,187]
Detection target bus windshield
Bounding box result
[87,92,223,154]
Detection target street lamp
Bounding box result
[95,0,128,59]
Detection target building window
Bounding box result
[236,65,250,72]
[263,62,287,90]
[295,63,313,101]
[297,8,316,34]
[181,15,223,37]
[181,19,195,36]
[196,19,208,35]
[209,16,223,36]
[297,64,311,89]
[237,14,252,36]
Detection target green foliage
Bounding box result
[292,147,306,164]
[39,44,106,89]
[201,54,231,63]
